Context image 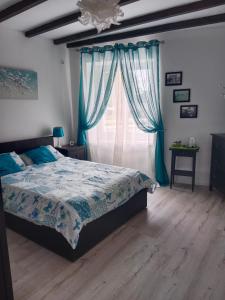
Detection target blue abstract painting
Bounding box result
[0,67,38,99]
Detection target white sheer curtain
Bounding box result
[87,67,156,178]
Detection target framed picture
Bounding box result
[165,71,182,86]
[180,105,198,118]
[0,66,38,100]
[173,89,190,103]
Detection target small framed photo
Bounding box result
[180,105,198,118]
[165,71,182,86]
[173,89,190,103]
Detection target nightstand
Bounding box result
[56,145,86,160]
[169,147,199,191]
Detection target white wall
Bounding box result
[69,24,225,186]
[160,26,225,186]
[0,26,72,144]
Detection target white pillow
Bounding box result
[10,152,26,169]
[45,145,64,160]
[19,153,33,166]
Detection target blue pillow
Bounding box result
[24,146,57,165]
[0,153,23,176]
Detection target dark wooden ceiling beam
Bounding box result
[25,11,81,38]
[67,13,225,48]
[0,0,47,22]
[55,0,225,45]
[24,0,139,38]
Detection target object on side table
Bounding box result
[169,146,199,191]
[188,137,196,148]
[171,140,182,148]
[56,144,86,160]
[171,140,199,150]
[209,134,225,194]
[53,127,64,148]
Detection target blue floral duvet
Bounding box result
[2,157,156,249]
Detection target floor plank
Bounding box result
[7,186,225,300]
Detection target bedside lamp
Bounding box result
[53,127,64,148]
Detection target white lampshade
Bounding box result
[77,0,124,33]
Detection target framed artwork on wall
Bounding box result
[173,89,191,103]
[180,105,198,118]
[0,66,38,100]
[165,71,182,86]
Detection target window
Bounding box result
[87,66,155,177]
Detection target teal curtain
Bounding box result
[118,41,169,185]
[78,46,118,145]
[77,41,168,185]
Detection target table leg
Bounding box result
[170,153,175,189]
[192,154,196,192]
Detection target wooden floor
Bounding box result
[7,186,225,300]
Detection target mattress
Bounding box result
[2,157,156,249]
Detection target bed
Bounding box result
[0,136,155,261]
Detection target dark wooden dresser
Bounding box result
[210,134,225,194]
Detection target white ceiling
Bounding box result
[1,0,225,42]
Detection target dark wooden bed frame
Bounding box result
[0,136,147,262]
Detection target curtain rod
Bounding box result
[74,40,165,52]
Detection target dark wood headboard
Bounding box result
[0,136,54,154]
